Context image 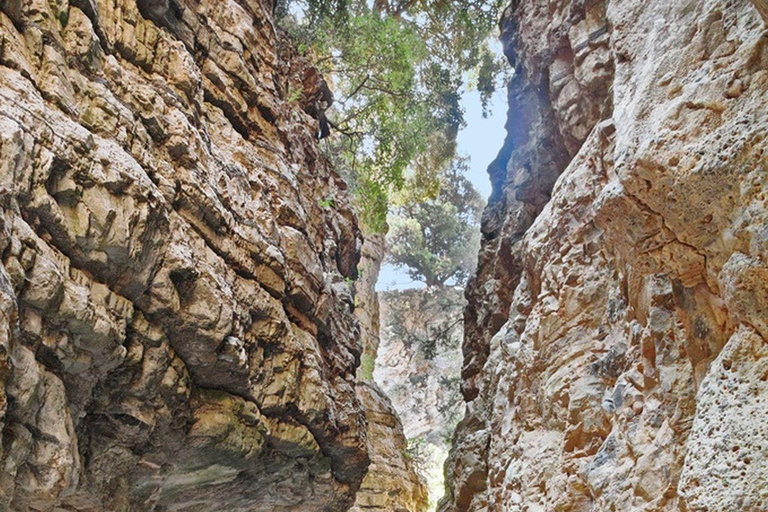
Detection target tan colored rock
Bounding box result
[0,0,369,510]
[351,383,429,512]
[443,0,768,511]
[679,325,768,511]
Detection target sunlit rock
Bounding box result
[0,0,368,509]
[442,0,768,510]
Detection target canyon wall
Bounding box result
[0,0,372,510]
[350,380,429,512]
[443,0,768,511]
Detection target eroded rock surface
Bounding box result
[0,1,370,510]
[351,382,429,512]
[442,0,768,511]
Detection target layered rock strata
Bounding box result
[443,0,768,511]
[0,0,370,510]
[350,381,429,512]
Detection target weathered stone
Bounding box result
[351,382,429,512]
[0,1,369,510]
[442,0,768,511]
[679,325,768,512]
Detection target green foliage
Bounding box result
[285,83,303,103]
[387,159,484,287]
[317,196,336,208]
[405,436,430,473]
[359,353,375,381]
[275,0,506,232]
[355,174,392,233]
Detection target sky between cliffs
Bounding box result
[376,85,507,291]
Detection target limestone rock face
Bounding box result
[443,0,768,511]
[0,0,369,510]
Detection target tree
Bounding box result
[386,159,483,287]
[275,0,506,232]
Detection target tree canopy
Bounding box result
[387,160,483,287]
[276,0,506,232]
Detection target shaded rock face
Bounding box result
[356,233,386,380]
[0,0,370,510]
[443,0,768,511]
[352,237,429,512]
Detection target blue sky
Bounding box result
[376,85,508,291]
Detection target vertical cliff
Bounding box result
[443,0,768,511]
[350,380,429,512]
[0,0,371,510]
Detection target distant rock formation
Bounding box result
[375,287,465,509]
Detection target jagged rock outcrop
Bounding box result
[352,236,429,512]
[443,0,768,511]
[375,287,464,508]
[0,0,371,510]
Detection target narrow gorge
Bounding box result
[0,1,767,512]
